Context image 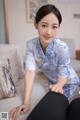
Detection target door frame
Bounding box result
[3,0,9,43]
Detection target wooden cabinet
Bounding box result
[76,50,80,60]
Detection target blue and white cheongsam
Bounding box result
[25,37,80,101]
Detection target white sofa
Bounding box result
[0,39,80,120]
[0,44,49,120]
[61,38,80,77]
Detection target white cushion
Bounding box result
[0,44,24,85]
[71,59,80,72]
[61,38,75,58]
[0,59,16,99]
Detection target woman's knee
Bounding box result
[39,91,69,120]
[27,91,69,120]
[47,91,69,106]
[67,98,80,120]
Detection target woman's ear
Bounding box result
[34,20,38,29]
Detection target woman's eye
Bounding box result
[52,26,58,29]
[42,25,47,27]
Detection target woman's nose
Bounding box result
[46,28,52,35]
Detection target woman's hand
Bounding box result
[49,76,67,94]
[49,82,64,94]
[9,103,30,120]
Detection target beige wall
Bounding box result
[7,0,80,55]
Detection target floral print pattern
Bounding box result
[25,37,80,101]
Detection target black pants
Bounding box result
[27,91,69,120]
[67,98,80,120]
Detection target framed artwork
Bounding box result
[25,0,49,22]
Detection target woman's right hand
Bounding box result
[9,103,30,120]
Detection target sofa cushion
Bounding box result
[71,59,80,77]
[0,59,16,99]
[61,38,75,59]
[0,44,24,85]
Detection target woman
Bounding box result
[67,97,80,120]
[10,4,80,120]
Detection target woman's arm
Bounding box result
[50,42,69,94]
[9,70,35,120]
[23,70,35,105]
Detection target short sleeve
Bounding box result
[24,41,36,71]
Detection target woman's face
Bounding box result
[35,13,60,48]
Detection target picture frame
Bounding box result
[25,0,49,22]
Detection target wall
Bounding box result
[0,0,6,43]
[7,0,80,55]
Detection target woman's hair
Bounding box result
[35,4,62,25]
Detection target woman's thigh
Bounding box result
[27,91,69,120]
[67,98,80,120]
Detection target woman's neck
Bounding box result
[39,41,48,54]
